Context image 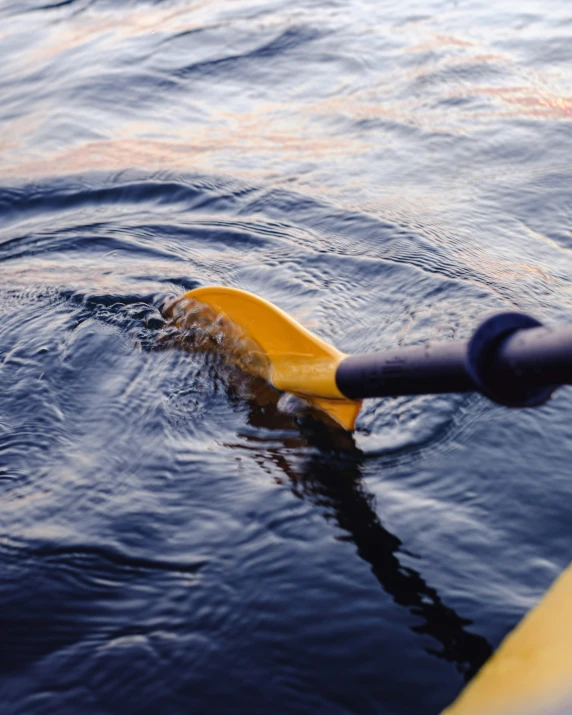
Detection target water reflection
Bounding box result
[223,372,492,681]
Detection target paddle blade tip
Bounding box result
[306,396,362,432]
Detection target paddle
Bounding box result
[162,286,570,430]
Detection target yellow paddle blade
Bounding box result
[442,562,572,715]
[163,286,362,430]
[309,396,363,432]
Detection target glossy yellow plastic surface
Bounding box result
[442,561,572,715]
[177,286,362,430]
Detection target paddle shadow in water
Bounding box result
[221,375,493,683]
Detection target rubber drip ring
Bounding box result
[466,312,555,407]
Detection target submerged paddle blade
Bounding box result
[309,396,363,432]
[163,286,362,430]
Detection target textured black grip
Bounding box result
[466,313,555,406]
[336,341,474,400]
[494,325,572,392]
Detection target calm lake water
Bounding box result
[1,1,572,713]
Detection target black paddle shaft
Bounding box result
[336,340,473,398]
[336,312,572,407]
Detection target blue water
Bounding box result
[1,1,572,713]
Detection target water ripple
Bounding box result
[1,1,572,712]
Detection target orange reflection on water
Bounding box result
[399,26,572,122]
[26,3,211,68]
[465,85,572,120]
[1,103,361,179]
[515,94,572,118]
[407,33,476,53]
[1,138,209,178]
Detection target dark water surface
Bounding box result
[1,1,572,713]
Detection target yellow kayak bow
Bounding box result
[442,562,572,714]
